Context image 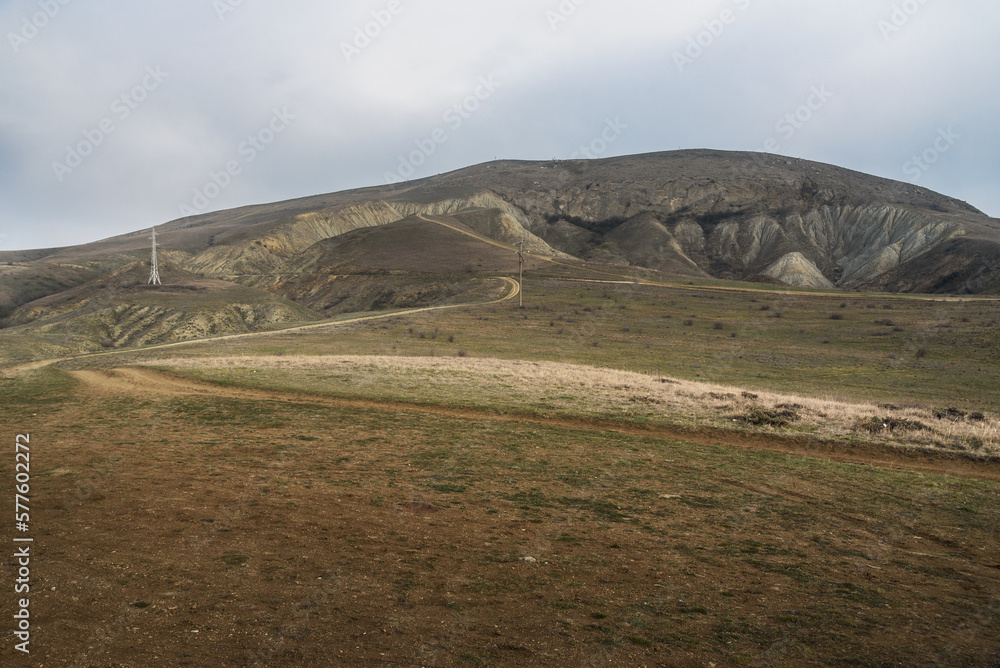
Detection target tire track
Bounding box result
[70,366,1000,483]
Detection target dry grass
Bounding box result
[150,354,1000,456]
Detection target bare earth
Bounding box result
[6,366,999,667]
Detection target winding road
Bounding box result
[9,276,519,373]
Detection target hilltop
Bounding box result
[3,149,1000,355]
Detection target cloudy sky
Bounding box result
[1,0,997,250]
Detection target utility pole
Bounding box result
[517,241,523,308]
[148,226,161,286]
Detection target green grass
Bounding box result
[82,277,1000,412]
[18,362,1000,665]
[1,366,79,411]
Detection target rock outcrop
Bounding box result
[3,150,998,295]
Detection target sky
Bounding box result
[0,0,997,251]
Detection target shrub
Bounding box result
[934,407,967,421]
[714,322,725,330]
[829,313,845,320]
[855,417,930,434]
[736,407,800,428]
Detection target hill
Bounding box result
[3,149,1000,352]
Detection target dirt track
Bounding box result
[9,276,519,374]
[71,367,1000,483]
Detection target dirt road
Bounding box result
[70,366,1000,483]
[9,276,519,374]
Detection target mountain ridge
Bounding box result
[3,149,1000,349]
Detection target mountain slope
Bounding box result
[3,150,999,304]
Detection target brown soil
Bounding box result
[73,368,1000,484]
[6,368,999,667]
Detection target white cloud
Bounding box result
[0,0,997,250]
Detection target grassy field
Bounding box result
[2,368,999,666]
[78,275,1000,412]
[5,270,1000,666]
[135,356,1000,458]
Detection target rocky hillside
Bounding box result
[2,263,320,352]
[6,150,997,297]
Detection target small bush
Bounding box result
[855,417,930,434]
[934,407,967,421]
[970,412,986,422]
[736,408,799,428]
[683,319,694,327]
[457,350,468,357]
[829,313,845,320]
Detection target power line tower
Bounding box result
[148,226,161,286]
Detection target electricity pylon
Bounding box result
[148,226,161,286]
